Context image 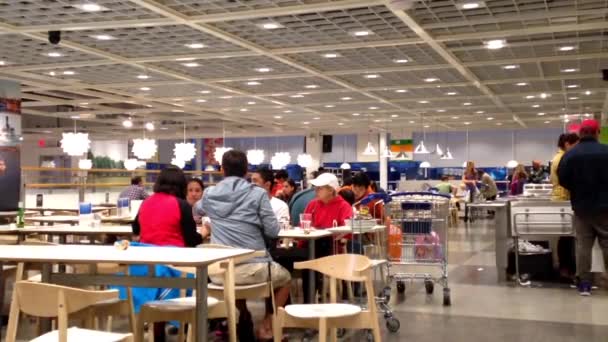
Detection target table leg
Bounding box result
[0,261,4,322]
[195,266,209,342]
[39,264,52,333]
[308,240,316,304]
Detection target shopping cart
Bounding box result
[386,192,452,306]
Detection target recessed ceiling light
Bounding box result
[185,43,205,49]
[290,94,304,98]
[323,53,341,58]
[350,30,373,37]
[338,122,345,126]
[485,39,506,50]
[0,60,6,66]
[74,3,105,12]
[446,92,457,96]
[516,82,528,86]
[91,34,115,40]
[175,57,196,61]
[240,108,248,112]
[140,87,151,91]
[246,81,261,86]
[247,101,256,105]
[284,110,293,113]
[543,120,550,124]
[502,65,519,70]
[273,115,282,119]
[199,90,211,94]
[70,115,80,119]
[79,102,89,106]
[122,119,133,128]
[172,109,184,113]
[369,106,379,110]
[48,71,57,76]
[391,114,399,118]
[364,74,380,79]
[525,95,535,99]
[424,78,439,82]
[313,117,320,120]
[496,122,503,126]
[437,109,446,112]
[567,84,579,88]
[395,89,408,93]
[459,1,486,9]
[219,96,233,99]
[558,46,576,52]
[463,102,472,106]
[569,97,579,100]
[304,85,319,89]
[145,122,155,131]
[452,116,460,119]
[182,62,199,67]
[486,117,494,120]
[145,105,153,108]
[393,59,409,64]
[476,111,485,114]
[159,127,169,130]
[352,113,361,116]
[585,90,592,95]
[255,67,272,73]
[532,104,540,108]
[303,121,310,125]
[418,100,429,104]
[537,112,545,116]
[562,68,578,73]
[258,22,284,30]
[464,122,472,125]
[341,97,352,101]
[324,105,335,108]
[423,124,430,128]
[137,74,149,79]
[195,99,207,103]
[47,52,62,57]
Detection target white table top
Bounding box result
[0,224,132,235]
[27,206,112,213]
[0,245,253,266]
[25,215,79,223]
[327,225,385,234]
[278,229,332,240]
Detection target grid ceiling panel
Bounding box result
[210,6,417,49]
[468,63,541,81]
[0,0,163,27]
[150,56,302,80]
[27,64,178,85]
[109,84,226,98]
[0,34,104,67]
[370,86,486,100]
[487,80,565,94]
[224,77,345,94]
[540,58,608,77]
[65,26,246,58]
[337,69,469,88]
[158,0,346,16]
[273,91,371,105]
[286,44,448,71]
[448,31,608,63]
[400,97,498,109]
[306,102,393,113]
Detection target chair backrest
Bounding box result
[294,254,372,282]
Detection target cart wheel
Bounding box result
[443,287,451,306]
[386,317,401,333]
[424,279,434,294]
[366,330,375,341]
[337,328,346,338]
[381,286,392,302]
[396,281,406,294]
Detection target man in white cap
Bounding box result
[304,172,353,230]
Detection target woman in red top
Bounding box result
[305,173,353,229]
[133,166,203,247]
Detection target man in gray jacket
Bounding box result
[198,149,290,340]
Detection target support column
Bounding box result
[195,139,203,171]
[379,132,388,191]
[0,79,21,211]
[305,132,322,181]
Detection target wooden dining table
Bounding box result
[0,244,252,342]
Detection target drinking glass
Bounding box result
[300,213,312,233]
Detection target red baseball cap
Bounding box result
[580,119,600,133]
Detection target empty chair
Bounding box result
[273,254,382,342]
[5,281,133,342]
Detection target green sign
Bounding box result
[601,126,608,145]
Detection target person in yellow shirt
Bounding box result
[551,133,580,201]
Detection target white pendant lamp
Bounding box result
[61,132,91,156]
[506,131,518,168]
[271,152,291,169]
[132,138,158,160]
[381,145,394,159]
[78,159,92,170]
[435,143,444,157]
[414,140,430,154]
[124,158,140,171]
[173,123,196,165]
[247,149,265,165]
[340,162,351,170]
[506,159,519,168]
[297,153,313,168]
[171,157,186,169]
[362,141,377,155]
[440,148,454,160]
[420,161,431,168]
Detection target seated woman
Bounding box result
[187,177,210,239]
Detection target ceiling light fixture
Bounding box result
[585,90,592,95]
[258,22,284,30]
[464,122,472,125]
[304,84,318,89]
[75,3,105,12]
[47,52,62,57]
[175,57,196,61]
[393,59,409,63]
[395,89,408,93]
[137,74,150,79]
[323,53,341,58]
[195,99,207,103]
[446,92,457,96]
[0,60,5,66]
[352,113,360,116]
[139,87,151,91]
[526,95,535,99]
[537,112,545,116]
[558,46,576,52]
[460,2,485,9]
[185,43,205,49]
[350,30,373,37]
[61,126,90,156]
[364,74,380,79]
[502,65,519,70]
[91,34,115,40]
[516,82,528,86]
[476,111,485,114]
[562,68,578,73]
[246,81,261,86]
[271,152,291,170]
[463,102,472,106]
[122,119,133,128]
[255,67,272,73]
[486,117,494,120]
[424,77,439,82]
[418,100,429,104]
[145,122,155,131]
[297,154,313,168]
[532,104,540,108]
[567,84,579,88]
[341,97,352,101]
[485,39,506,50]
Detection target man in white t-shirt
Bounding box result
[251,168,290,224]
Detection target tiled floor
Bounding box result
[3,219,608,341]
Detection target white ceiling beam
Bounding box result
[384,1,525,128]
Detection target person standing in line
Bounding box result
[119,176,149,201]
[558,119,608,296]
[510,164,528,196]
[528,160,548,184]
[477,169,498,201]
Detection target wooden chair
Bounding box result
[5,280,133,342]
[136,244,262,342]
[273,254,381,342]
